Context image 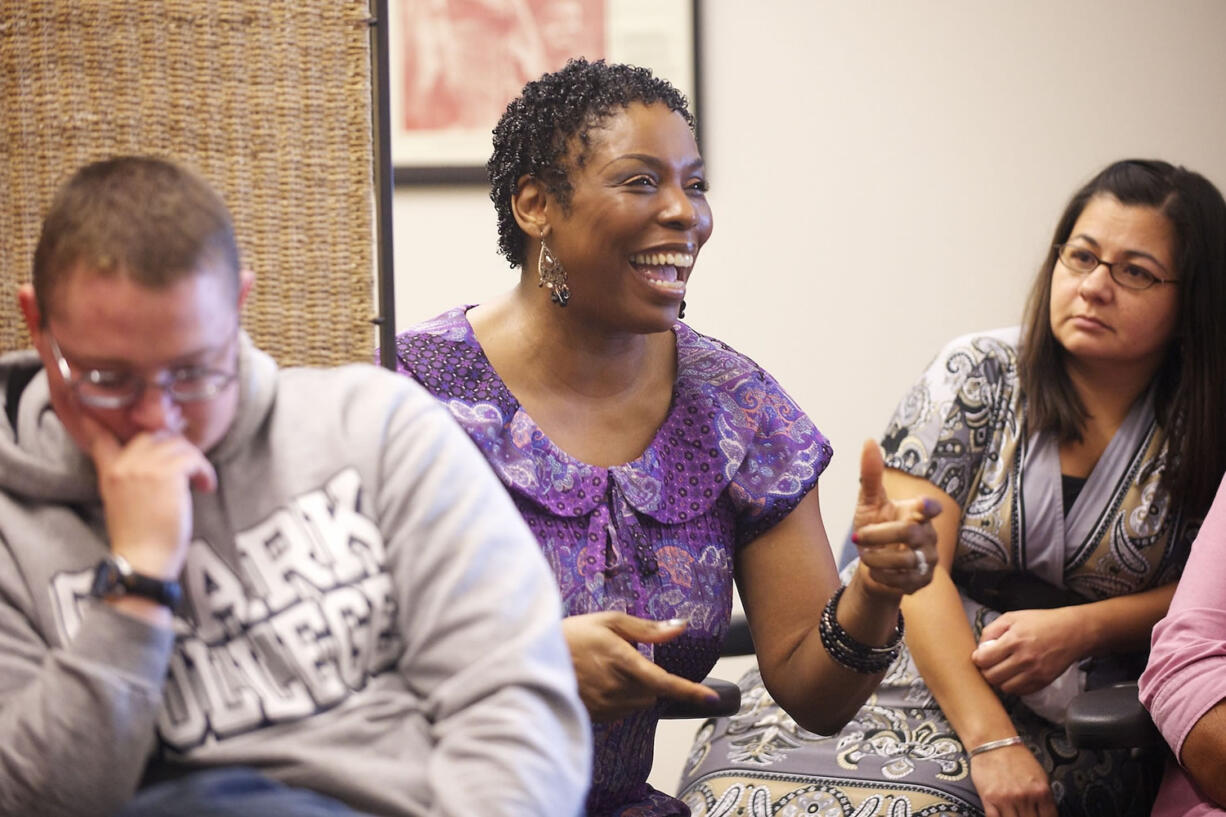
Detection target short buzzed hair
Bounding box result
[32,156,240,322]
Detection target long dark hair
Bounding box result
[1019,159,1226,515]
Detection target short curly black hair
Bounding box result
[487,58,694,267]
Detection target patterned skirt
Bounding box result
[676,599,1161,817]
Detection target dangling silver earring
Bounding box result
[537,239,570,307]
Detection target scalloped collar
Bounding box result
[406,306,755,524]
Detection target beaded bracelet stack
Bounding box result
[818,585,905,674]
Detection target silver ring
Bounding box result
[914,549,929,574]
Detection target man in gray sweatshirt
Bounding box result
[0,156,590,816]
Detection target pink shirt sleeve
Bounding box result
[1151,758,1226,817]
[1140,472,1226,815]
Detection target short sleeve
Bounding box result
[1140,470,1226,759]
[880,329,1020,507]
[727,368,832,547]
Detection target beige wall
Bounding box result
[391,0,1226,795]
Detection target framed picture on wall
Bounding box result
[389,0,699,185]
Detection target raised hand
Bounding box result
[562,612,719,722]
[849,440,941,597]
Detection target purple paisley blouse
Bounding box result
[394,306,831,816]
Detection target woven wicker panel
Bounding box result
[0,1,375,366]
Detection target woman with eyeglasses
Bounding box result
[680,159,1226,817]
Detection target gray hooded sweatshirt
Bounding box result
[0,336,589,817]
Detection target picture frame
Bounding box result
[388,0,700,185]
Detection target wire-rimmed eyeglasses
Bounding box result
[47,333,238,410]
[1054,243,1178,291]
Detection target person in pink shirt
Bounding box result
[1141,472,1226,816]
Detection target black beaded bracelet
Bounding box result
[818,585,905,674]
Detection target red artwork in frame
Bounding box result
[390,0,698,184]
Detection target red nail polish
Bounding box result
[850,532,860,545]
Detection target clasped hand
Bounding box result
[562,612,719,722]
[849,440,941,597]
[964,611,1073,817]
[971,607,1085,695]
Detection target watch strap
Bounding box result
[91,555,182,610]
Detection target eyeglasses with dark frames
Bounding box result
[47,333,239,410]
[1054,243,1178,291]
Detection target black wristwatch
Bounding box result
[90,555,182,611]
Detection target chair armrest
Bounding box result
[659,677,741,719]
[1064,681,1162,750]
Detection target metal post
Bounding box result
[370,0,397,370]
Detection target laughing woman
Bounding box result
[679,160,1226,817]
[392,59,940,816]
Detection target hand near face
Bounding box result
[83,410,217,581]
[561,612,719,722]
[850,440,941,597]
[971,607,1086,695]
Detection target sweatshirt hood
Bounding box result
[0,333,277,503]
[0,350,97,502]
